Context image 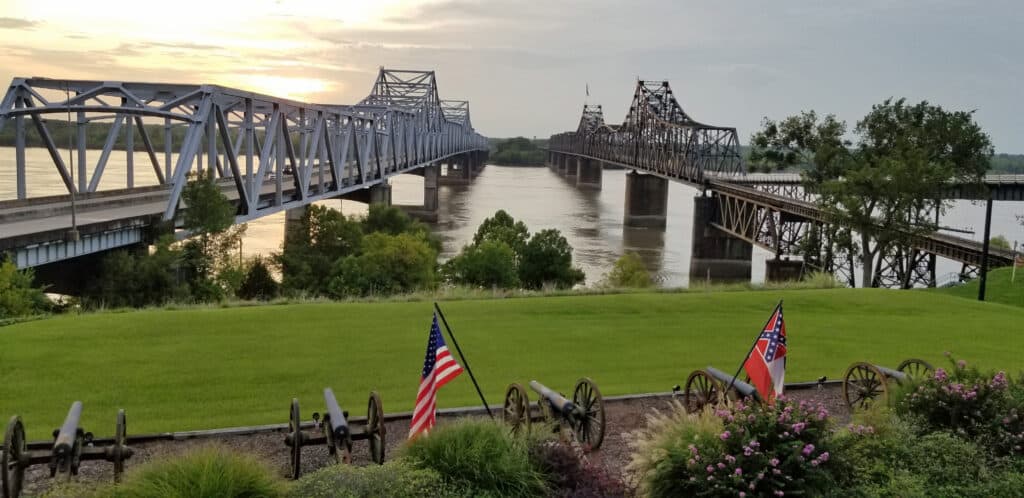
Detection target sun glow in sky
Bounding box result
[0,1,1022,149]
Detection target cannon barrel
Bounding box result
[529,381,576,416]
[705,366,761,401]
[322,388,350,441]
[874,365,907,382]
[53,401,83,454]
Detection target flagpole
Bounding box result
[726,300,783,395]
[1012,241,1018,284]
[434,302,494,419]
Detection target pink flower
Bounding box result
[802,444,815,456]
[725,455,736,464]
[739,493,746,498]
[957,359,967,369]
[707,465,714,473]
[992,371,1009,390]
[792,422,807,434]
[770,458,780,467]
[934,368,948,382]
[818,452,830,462]
[718,462,726,469]
[735,468,743,476]
[720,430,731,440]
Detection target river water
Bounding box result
[2,147,1022,287]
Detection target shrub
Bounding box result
[238,258,279,300]
[402,419,546,497]
[895,355,1024,458]
[288,459,455,498]
[101,446,285,498]
[602,253,653,289]
[327,232,438,297]
[442,240,519,288]
[529,439,631,498]
[518,229,585,290]
[628,398,836,497]
[0,259,49,319]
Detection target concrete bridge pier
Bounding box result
[575,158,602,190]
[765,257,804,282]
[556,154,569,175]
[439,153,473,185]
[689,195,752,284]
[565,156,579,182]
[623,171,668,228]
[397,163,440,222]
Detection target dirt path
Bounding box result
[18,386,849,496]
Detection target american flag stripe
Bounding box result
[409,315,464,439]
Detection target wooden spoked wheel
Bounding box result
[367,392,385,465]
[683,370,722,413]
[2,416,26,498]
[503,384,530,437]
[572,378,605,450]
[843,363,889,410]
[897,359,934,383]
[112,410,127,481]
[288,399,303,480]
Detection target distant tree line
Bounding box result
[489,137,546,166]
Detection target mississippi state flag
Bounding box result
[409,314,464,439]
[743,303,787,402]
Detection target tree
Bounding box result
[472,210,530,257]
[518,229,585,290]
[0,260,49,319]
[442,240,519,288]
[180,172,245,300]
[362,204,441,252]
[603,252,653,288]
[238,258,279,301]
[85,237,190,308]
[327,232,437,297]
[750,100,993,287]
[277,205,363,295]
[989,235,1011,251]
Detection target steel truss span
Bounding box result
[549,80,743,184]
[0,68,488,225]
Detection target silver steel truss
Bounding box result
[549,80,742,184]
[0,68,487,224]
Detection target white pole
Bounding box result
[1012,241,1018,284]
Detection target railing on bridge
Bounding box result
[548,80,743,184]
[0,68,488,225]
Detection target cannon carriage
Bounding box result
[284,388,386,479]
[503,378,605,450]
[1,402,133,498]
[843,359,933,409]
[676,366,763,413]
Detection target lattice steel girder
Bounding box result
[0,68,488,224]
[549,79,743,184]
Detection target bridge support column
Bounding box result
[575,158,602,190]
[765,258,804,282]
[369,181,392,206]
[623,171,668,228]
[284,205,309,245]
[439,154,472,185]
[556,155,568,175]
[397,164,440,222]
[689,196,752,284]
[565,156,579,182]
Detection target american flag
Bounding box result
[409,314,464,439]
[742,303,787,402]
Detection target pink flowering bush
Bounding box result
[628,398,836,497]
[895,355,1024,458]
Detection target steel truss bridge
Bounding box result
[549,80,1022,288]
[0,68,488,268]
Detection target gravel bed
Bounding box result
[18,385,848,496]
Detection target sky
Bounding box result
[0,0,1021,151]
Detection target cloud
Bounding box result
[0,17,38,29]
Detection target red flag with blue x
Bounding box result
[743,303,787,402]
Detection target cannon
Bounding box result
[676,366,763,413]
[843,358,933,409]
[1,402,133,498]
[284,388,385,479]
[502,378,605,450]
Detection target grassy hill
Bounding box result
[2,288,1023,438]
[931,267,1024,308]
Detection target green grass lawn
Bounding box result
[932,267,1024,308]
[2,289,1023,439]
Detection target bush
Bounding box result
[602,253,653,289]
[101,446,285,498]
[518,229,585,290]
[402,419,546,497]
[529,439,631,498]
[288,459,455,498]
[832,408,1022,497]
[442,240,519,288]
[238,258,279,300]
[84,240,190,308]
[628,398,836,497]
[327,232,438,297]
[895,355,1024,458]
[0,259,49,319]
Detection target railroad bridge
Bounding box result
[0,69,488,285]
[547,80,1023,288]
